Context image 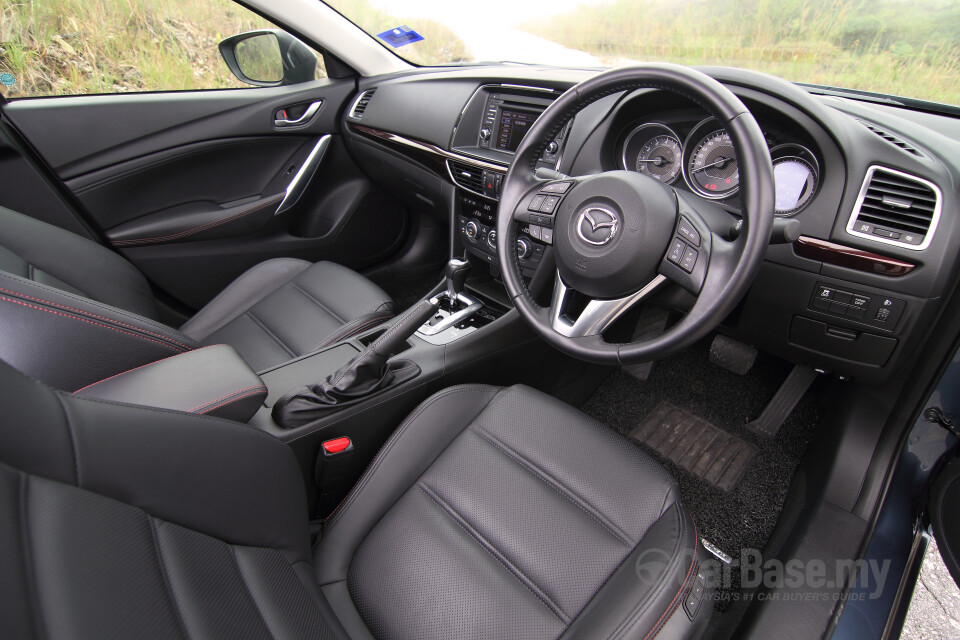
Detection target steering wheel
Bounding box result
[496,64,775,365]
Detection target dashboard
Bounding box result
[340,65,960,385]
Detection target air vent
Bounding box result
[847,166,942,250]
[350,89,376,119]
[448,160,485,194]
[858,120,922,156]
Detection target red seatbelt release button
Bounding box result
[322,437,352,455]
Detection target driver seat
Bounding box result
[0,358,712,640]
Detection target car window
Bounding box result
[0,0,326,98]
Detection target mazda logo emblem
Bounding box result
[576,206,619,246]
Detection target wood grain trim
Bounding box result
[349,123,508,174]
[794,235,916,276]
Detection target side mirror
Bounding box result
[219,29,317,87]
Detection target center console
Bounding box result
[446,85,571,279]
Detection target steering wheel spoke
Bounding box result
[550,270,666,337]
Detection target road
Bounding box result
[447,22,603,68]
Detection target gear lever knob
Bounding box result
[444,258,471,302]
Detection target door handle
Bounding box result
[275,135,331,215]
[274,101,323,127]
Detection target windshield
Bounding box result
[325,0,960,108]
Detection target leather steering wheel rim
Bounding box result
[496,63,775,365]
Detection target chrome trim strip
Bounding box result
[416,292,483,336]
[550,271,667,337]
[351,123,508,174]
[845,165,942,251]
[274,100,322,127]
[348,89,375,119]
[275,135,330,215]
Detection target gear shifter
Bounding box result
[444,258,471,309]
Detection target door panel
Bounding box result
[1,79,411,309]
[67,136,311,239]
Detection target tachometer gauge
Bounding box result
[684,119,739,199]
[621,123,682,184]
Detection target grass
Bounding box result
[524,0,960,106]
[0,0,282,96]
[0,0,466,98]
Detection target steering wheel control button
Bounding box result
[539,195,561,214]
[487,230,497,250]
[528,194,546,212]
[680,246,699,273]
[668,238,687,265]
[322,437,353,456]
[541,181,572,194]
[528,225,543,241]
[677,217,701,246]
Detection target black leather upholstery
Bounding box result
[0,358,341,640]
[180,259,395,372]
[316,385,713,640]
[75,344,267,422]
[0,206,160,319]
[0,207,395,383]
[0,268,201,391]
[1,350,709,640]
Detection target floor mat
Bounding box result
[631,401,757,492]
[580,337,821,574]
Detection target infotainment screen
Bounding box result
[496,108,540,152]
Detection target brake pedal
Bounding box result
[746,364,819,438]
[709,334,758,376]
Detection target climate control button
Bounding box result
[465,220,479,241]
[516,237,532,260]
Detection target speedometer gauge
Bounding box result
[683,119,739,199]
[621,123,682,184]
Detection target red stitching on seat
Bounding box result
[72,345,223,393]
[189,385,267,413]
[0,286,193,350]
[643,518,699,640]
[0,295,184,351]
[111,194,283,247]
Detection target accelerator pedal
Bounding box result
[745,364,819,438]
[709,334,758,376]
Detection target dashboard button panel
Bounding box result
[809,283,905,329]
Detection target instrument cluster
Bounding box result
[620,117,820,216]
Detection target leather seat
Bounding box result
[0,206,394,387]
[0,357,712,640]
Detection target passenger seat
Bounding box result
[0,206,394,389]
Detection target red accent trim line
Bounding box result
[111,194,283,247]
[0,295,184,352]
[0,286,193,350]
